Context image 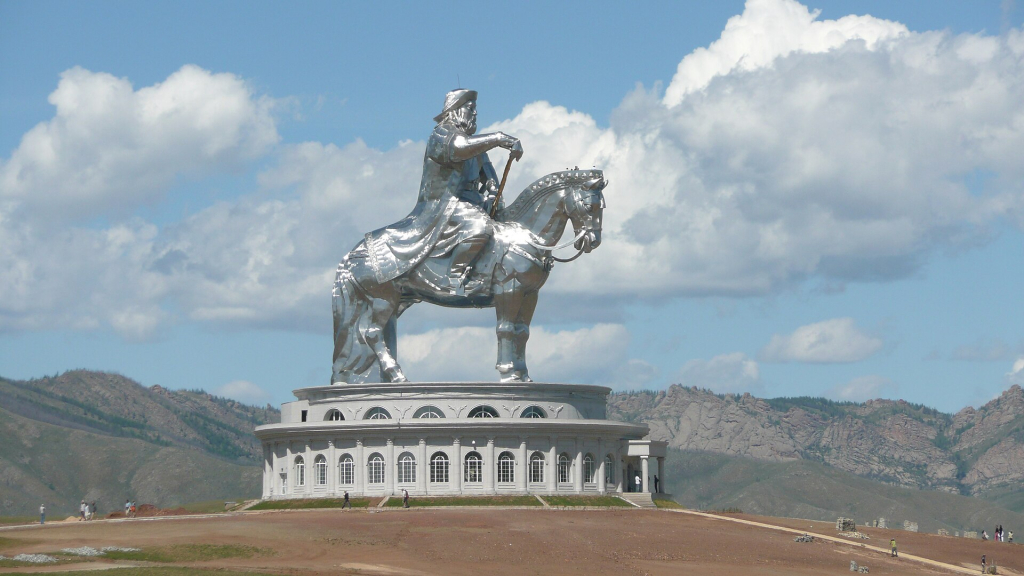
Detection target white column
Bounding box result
[418,438,427,494]
[452,437,462,494]
[385,438,395,496]
[573,439,583,493]
[657,457,665,494]
[547,437,557,493]
[486,437,496,494]
[641,456,650,493]
[305,440,313,495]
[616,453,624,493]
[517,437,528,493]
[597,439,606,495]
[285,442,293,495]
[328,440,337,494]
[354,438,364,495]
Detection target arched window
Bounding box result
[430,452,449,483]
[414,406,445,418]
[520,405,546,418]
[464,451,483,483]
[338,454,354,485]
[325,409,345,421]
[467,405,499,418]
[364,407,392,420]
[583,454,595,484]
[529,452,545,483]
[367,453,385,484]
[398,452,417,484]
[604,455,615,485]
[314,455,328,486]
[497,451,515,484]
[558,453,571,484]
[294,456,306,487]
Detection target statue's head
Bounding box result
[434,89,478,134]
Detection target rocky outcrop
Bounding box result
[608,384,1024,496]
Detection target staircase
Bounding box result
[618,492,657,508]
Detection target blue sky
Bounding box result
[1,0,1023,412]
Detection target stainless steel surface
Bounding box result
[332,90,606,384]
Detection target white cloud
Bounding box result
[215,380,270,404]
[398,323,646,388]
[675,352,762,394]
[0,65,278,221]
[1007,357,1024,386]
[663,0,908,104]
[4,0,1024,339]
[825,374,897,402]
[760,318,882,363]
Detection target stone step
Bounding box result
[617,492,657,508]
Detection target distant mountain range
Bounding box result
[2,370,1022,528]
[0,370,277,517]
[607,384,1024,511]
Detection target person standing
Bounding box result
[982,530,988,541]
[124,499,130,517]
[1009,530,1014,543]
[39,504,45,525]
[634,473,641,493]
[654,475,660,493]
[982,554,986,573]
[130,500,136,518]
[342,491,351,509]
[80,500,86,520]
[402,489,409,508]
[890,538,898,557]
[89,501,97,521]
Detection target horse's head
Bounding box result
[566,172,607,253]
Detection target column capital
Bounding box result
[356,438,363,447]
[386,438,394,446]
[486,437,495,444]
[328,439,334,448]
[419,438,427,445]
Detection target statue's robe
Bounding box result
[364,121,496,284]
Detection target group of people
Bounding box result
[124,499,137,518]
[981,525,1013,543]
[79,500,97,520]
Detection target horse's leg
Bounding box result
[512,290,539,382]
[493,278,523,382]
[363,288,406,383]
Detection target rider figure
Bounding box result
[363,89,522,295]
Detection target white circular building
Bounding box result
[256,382,667,498]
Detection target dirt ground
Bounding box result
[1,508,1022,575]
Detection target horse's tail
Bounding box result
[331,257,378,384]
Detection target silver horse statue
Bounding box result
[332,169,606,383]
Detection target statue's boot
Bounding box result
[448,237,488,296]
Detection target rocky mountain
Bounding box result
[0,370,279,516]
[609,384,1024,504]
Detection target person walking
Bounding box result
[89,501,97,521]
[124,499,130,517]
[39,504,45,525]
[1009,529,1013,543]
[79,500,86,521]
[890,538,898,557]
[982,554,986,573]
[402,489,409,508]
[342,491,351,509]
[130,500,136,518]
[654,475,660,493]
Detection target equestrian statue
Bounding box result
[332,89,607,383]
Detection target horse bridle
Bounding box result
[524,185,604,266]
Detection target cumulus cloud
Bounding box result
[4,0,1024,339]
[675,352,762,394]
[1007,357,1024,386]
[825,374,897,402]
[397,323,649,388]
[760,318,882,363]
[215,380,270,404]
[0,65,278,221]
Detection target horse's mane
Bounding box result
[500,169,604,222]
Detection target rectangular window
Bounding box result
[431,459,449,483]
[316,462,327,486]
[464,459,482,483]
[301,410,307,422]
[498,457,515,483]
[530,458,544,483]
[339,460,354,485]
[368,460,385,484]
[398,458,417,484]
